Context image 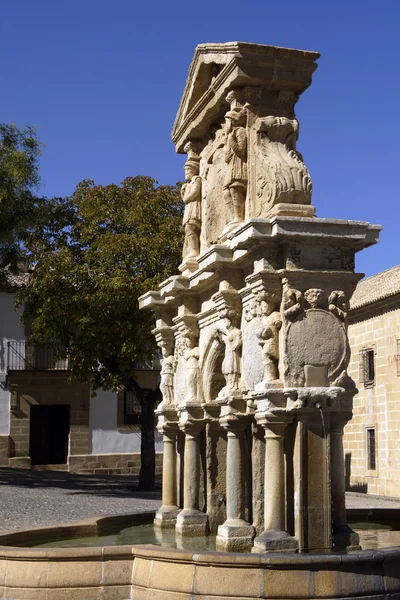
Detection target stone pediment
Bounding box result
[172,42,319,153]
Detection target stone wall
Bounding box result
[345,296,400,496]
[68,452,163,476]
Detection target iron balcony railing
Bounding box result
[7,341,70,372]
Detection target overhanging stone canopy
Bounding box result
[172,42,320,153]
[139,42,381,554]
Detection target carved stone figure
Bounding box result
[223,95,248,226]
[216,309,242,396]
[256,116,312,212]
[244,297,258,322]
[182,142,202,259]
[183,328,200,403]
[159,341,176,408]
[304,288,325,309]
[256,292,282,384]
[328,290,348,321]
[203,123,228,246]
[282,278,302,319]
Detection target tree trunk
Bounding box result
[138,387,160,490]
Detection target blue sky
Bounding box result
[1,0,399,277]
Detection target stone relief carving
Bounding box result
[282,278,303,320]
[256,291,282,386]
[223,91,248,227]
[331,369,356,389]
[328,290,348,321]
[255,116,312,213]
[244,297,258,322]
[241,295,263,392]
[159,340,176,408]
[285,309,348,388]
[182,327,200,404]
[203,123,228,247]
[304,288,325,309]
[215,307,242,397]
[182,141,202,260]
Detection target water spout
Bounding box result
[316,402,327,438]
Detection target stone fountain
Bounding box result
[137,42,400,599]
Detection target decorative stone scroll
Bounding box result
[328,290,348,321]
[255,116,312,214]
[282,278,303,320]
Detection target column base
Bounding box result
[154,505,180,529]
[252,530,298,553]
[175,508,209,536]
[333,524,361,551]
[216,519,254,552]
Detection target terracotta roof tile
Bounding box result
[350,265,400,310]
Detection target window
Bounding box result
[366,428,376,471]
[123,388,142,425]
[359,348,375,387]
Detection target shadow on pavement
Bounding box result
[0,468,161,500]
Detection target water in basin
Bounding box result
[29,521,400,551]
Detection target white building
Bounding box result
[0,274,162,474]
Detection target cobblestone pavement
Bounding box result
[0,468,161,532]
[0,468,399,533]
[346,491,400,509]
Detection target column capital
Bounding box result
[202,401,221,426]
[330,411,353,433]
[156,410,179,436]
[255,414,292,438]
[178,406,206,436]
[219,413,251,435]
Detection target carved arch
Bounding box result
[201,336,225,403]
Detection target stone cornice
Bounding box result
[172,42,319,152]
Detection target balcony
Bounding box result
[7,341,69,372]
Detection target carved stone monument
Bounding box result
[139,42,381,553]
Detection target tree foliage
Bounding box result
[0,123,41,269]
[18,176,184,390]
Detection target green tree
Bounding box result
[19,175,184,488]
[0,123,41,272]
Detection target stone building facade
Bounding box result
[0,273,162,475]
[344,265,400,496]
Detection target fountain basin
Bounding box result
[132,544,400,600]
[0,511,154,600]
[0,510,399,599]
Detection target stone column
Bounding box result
[176,419,208,536]
[294,405,332,553]
[203,401,225,534]
[253,415,297,552]
[216,415,254,552]
[154,420,180,528]
[331,412,360,550]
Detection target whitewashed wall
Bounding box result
[0,293,25,434]
[89,389,163,454]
